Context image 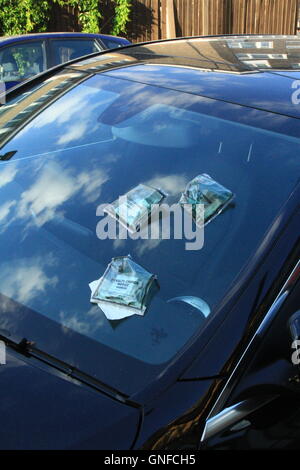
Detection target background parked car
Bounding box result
[0,32,130,89]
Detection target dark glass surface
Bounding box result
[50,39,100,65]
[0,72,299,394]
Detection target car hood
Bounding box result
[0,348,141,449]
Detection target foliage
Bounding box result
[0,0,131,36]
[112,0,131,35]
[0,0,50,35]
[53,0,102,33]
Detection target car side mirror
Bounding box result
[200,394,278,443]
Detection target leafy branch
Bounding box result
[0,0,131,36]
[112,0,131,35]
[53,0,102,33]
[0,0,50,35]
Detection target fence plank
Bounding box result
[151,0,160,40]
[46,0,299,43]
[202,0,209,35]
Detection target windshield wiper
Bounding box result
[0,333,140,409]
[0,150,17,161]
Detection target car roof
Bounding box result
[68,35,300,119]
[0,32,129,46]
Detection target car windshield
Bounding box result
[0,70,299,395]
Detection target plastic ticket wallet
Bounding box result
[89,255,158,320]
[104,184,165,233]
[179,173,234,226]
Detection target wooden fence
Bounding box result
[48,0,299,42]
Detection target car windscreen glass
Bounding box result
[0,72,299,395]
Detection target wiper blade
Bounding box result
[0,150,17,161]
[0,334,139,408]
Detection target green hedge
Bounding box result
[0,0,131,35]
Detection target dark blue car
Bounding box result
[0,36,300,450]
[0,32,130,89]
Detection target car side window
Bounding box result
[100,38,124,49]
[0,41,46,83]
[0,41,47,82]
[50,39,101,66]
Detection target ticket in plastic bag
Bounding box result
[104,184,165,233]
[179,173,234,226]
[89,255,158,320]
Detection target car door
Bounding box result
[49,38,103,67]
[201,253,300,449]
[0,39,47,90]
